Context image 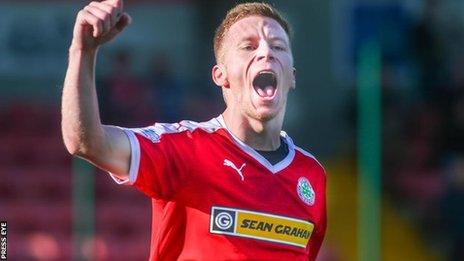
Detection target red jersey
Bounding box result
[110,115,326,260]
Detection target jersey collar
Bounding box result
[215,115,296,174]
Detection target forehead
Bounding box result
[225,15,289,43]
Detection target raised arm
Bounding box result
[61,0,132,180]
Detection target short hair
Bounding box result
[213,2,292,62]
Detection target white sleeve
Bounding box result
[108,128,141,185]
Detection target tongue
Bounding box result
[257,86,275,97]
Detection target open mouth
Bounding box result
[252,71,277,98]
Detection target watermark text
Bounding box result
[0,221,7,260]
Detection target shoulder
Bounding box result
[127,117,223,143]
[281,131,326,174]
[294,146,325,173]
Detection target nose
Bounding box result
[256,41,275,62]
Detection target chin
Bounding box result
[251,108,279,122]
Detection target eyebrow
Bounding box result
[237,36,258,43]
[268,36,288,43]
[237,36,288,43]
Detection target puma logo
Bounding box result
[223,159,246,181]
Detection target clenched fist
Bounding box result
[71,0,131,51]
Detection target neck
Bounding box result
[222,109,284,151]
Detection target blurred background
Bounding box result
[0,0,463,260]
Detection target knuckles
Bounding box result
[74,0,125,38]
[85,3,117,22]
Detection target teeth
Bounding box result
[259,71,275,76]
[261,72,276,83]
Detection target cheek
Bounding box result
[227,59,250,86]
[281,55,293,69]
[283,58,294,79]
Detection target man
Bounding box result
[61,0,326,260]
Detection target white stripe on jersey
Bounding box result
[108,115,324,184]
[128,118,223,143]
[294,146,326,173]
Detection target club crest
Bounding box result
[297,177,315,206]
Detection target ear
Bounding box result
[212,64,229,88]
[291,67,296,90]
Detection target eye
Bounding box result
[272,45,286,51]
[241,45,256,51]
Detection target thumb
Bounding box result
[107,0,123,8]
[115,13,132,32]
[97,13,131,45]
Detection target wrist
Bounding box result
[68,43,98,70]
[69,43,99,57]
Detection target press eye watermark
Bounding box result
[0,221,6,260]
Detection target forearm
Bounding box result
[61,46,105,157]
[62,0,132,177]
